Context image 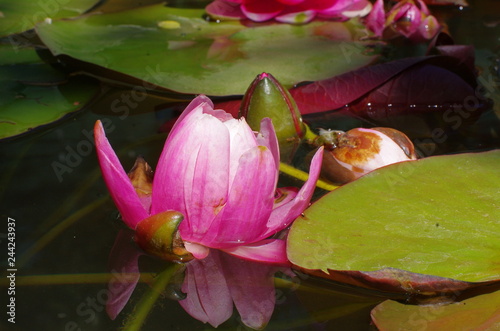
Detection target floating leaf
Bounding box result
[288,54,491,141]
[0,45,98,140]
[35,4,377,96]
[213,51,491,144]
[289,55,479,116]
[0,0,99,37]
[371,290,500,331]
[287,150,500,294]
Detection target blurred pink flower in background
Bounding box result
[365,0,440,41]
[206,0,373,24]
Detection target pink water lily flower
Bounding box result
[365,0,440,41]
[95,95,323,264]
[206,0,373,24]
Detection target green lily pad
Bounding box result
[287,150,500,293]
[0,0,99,37]
[371,290,500,330]
[34,4,377,96]
[0,45,98,140]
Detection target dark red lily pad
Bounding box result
[293,267,499,303]
[214,51,490,142]
[289,55,484,123]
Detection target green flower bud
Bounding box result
[240,72,305,160]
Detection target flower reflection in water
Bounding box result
[106,230,287,329]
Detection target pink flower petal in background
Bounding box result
[316,0,373,19]
[392,3,423,38]
[206,0,246,20]
[418,15,440,40]
[365,0,440,41]
[365,0,385,36]
[241,0,285,22]
[206,0,372,23]
[278,0,306,5]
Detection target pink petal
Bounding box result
[392,4,422,38]
[336,0,372,18]
[241,0,284,22]
[365,0,386,36]
[390,2,414,21]
[138,195,152,215]
[277,0,306,5]
[415,0,431,16]
[219,251,280,329]
[192,145,277,246]
[106,230,142,320]
[180,252,233,327]
[274,186,298,209]
[221,239,290,265]
[206,0,246,20]
[309,0,371,18]
[263,147,324,238]
[184,241,210,259]
[418,15,440,40]
[94,121,148,229]
[168,95,213,140]
[256,118,280,172]
[204,107,235,122]
[302,0,338,11]
[152,104,231,239]
[223,117,259,186]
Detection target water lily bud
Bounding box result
[240,72,304,160]
[317,127,417,184]
[134,211,194,263]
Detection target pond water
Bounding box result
[1,0,499,330]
